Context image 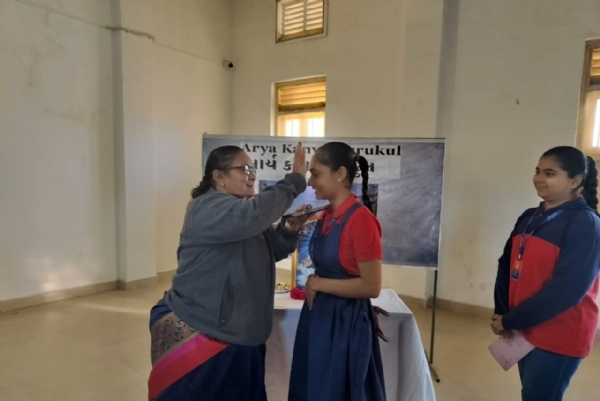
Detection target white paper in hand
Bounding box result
[488,331,535,371]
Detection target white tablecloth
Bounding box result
[265,289,437,401]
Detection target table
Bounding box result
[265,289,437,401]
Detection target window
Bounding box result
[276,78,326,137]
[577,41,600,156]
[276,0,327,43]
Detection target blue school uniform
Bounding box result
[288,203,386,401]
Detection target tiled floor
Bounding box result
[0,278,598,401]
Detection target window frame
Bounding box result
[275,0,329,44]
[273,77,326,138]
[576,39,600,156]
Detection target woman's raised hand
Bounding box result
[293,142,307,177]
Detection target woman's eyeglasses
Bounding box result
[225,165,257,176]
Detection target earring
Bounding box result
[220,183,225,187]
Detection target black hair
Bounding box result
[314,142,374,213]
[584,157,599,212]
[191,146,244,199]
[542,146,599,212]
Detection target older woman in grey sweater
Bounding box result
[148,144,308,401]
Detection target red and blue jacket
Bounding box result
[494,197,600,358]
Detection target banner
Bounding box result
[203,135,445,268]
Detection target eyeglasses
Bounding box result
[225,165,257,176]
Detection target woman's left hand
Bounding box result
[284,205,309,231]
[491,314,505,335]
[306,275,318,309]
[285,215,308,231]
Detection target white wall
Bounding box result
[0,0,116,300]
[112,0,158,285]
[152,0,232,273]
[232,0,406,137]
[231,0,600,310]
[0,0,233,301]
[232,0,443,139]
[437,0,600,308]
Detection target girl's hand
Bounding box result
[491,314,505,335]
[373,306,391,342]
[306,275,318,310]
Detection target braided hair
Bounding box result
[584,157,599,212]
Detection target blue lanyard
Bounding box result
[517,208,563,260]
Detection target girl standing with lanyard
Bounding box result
[493,146,600,401]
[288,142,386,401]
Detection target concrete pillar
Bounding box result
[112,0,157,288]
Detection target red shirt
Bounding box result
[319,196,383,276]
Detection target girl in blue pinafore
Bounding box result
[289,142,387,401]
